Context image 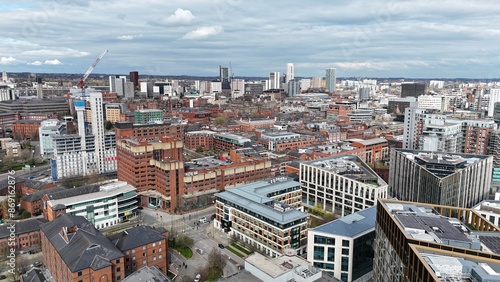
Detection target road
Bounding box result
[0,163,51,179]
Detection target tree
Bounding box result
[208,247,226,274]
[195,145,204,153]
[214,116,227,125]
[176,235,194,249]
[105,120,114,131]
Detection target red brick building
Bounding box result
[117,137,185,212]
[237,118,275,131]
[114,121,184,141]
[349,138,389,164]
[20,187,65,216]
[184,130,215,151]
[0,218,48,256]
[41,215,125,282]
[108,226,168,276]
[11,120,41,140]
[20,179,56,197]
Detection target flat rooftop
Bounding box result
[347,137,388,146]
[386,202,483,251]
[421,253,500,281]
[261,131,300,138]
[214,132,252,143]
[48,181,135,207]
[216,177,307,225]
[310,206,376,238]
[245,252,320,279]
[303,155,383,185]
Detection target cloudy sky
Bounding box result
[1,0,500,78]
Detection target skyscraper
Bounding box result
[488,89,500,117]
[326,68,336,93]
[287,80,300,97]
[269,72,280,89]
[129,71,139,90]
[286,63,294,83]
[109,75,127,96]
[220,65,230,90]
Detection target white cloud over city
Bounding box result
[0,0,499,78]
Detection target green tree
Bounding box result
[195,145,204,153]
[105,120,114,131]
[176,235,194,249]
[214,116,227,125]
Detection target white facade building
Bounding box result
[231,79,245,98]
[429,80,445,89]
[45,181,137,229]
[488,89,500,117]
[109,75,127,96]
[269,72,280,89]
[326,68,337,92]
[300,155,388,217]
[300,79,311,92]
[417,95,449,111]
[39,119,65,156]
[307,206,376,282]
[286,63,294,83]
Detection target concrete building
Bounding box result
[109,75,127,96]
[300,155,388,217]
[39,119,65,156]
[389,149,493,208]
[245,252,322,282]
[326,68,337,93]
[417,95,449,111]
[287,79,300,97]
[105,103,125,123]
[42,181,138,229]
[307,206,376,282]
[214,177,308,257]
[0,85,14,101]
[373,198,500,282]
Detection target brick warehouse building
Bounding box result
[0,218,48,256]
[41,215,125,282]
[41,215,168,282]
[11,120,41,140]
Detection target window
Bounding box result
[159,255,163,259]
[116,259,120,263]
[153,256,157,261]
[342,240,350,247]
[142,246,146,250]
[78,272,82,277]
[152,242,156,247]
[327,248,335,262]
[116,267,121,272]
[159,248,162,252]
[133,263,136,267]
[132,256,136,261]
[143,253,146,257]
[314,246,324,260]
[342,248,349,255]
[117,276,121,281]
[132,249,136,254]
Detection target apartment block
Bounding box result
[300,155,388,217]
[214,177,308,257]
[307,206,376,282]
[472,199,500,228]
[389,148,493,208]
[348,138,389,164]
[134,109,163,124]
[42,181,138,229]
[39,119,65,156]
[373,199,500,281]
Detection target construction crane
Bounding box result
[77,49,108,97]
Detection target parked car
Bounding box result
[218,243,225,249]
[194,274,201,282]
[199,217,208,224]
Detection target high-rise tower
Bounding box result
[286,63,294,83]
[326,68,336,93]
[269,72,280,89]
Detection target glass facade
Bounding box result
[352,231,375,281]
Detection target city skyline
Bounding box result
[1,0,500,78]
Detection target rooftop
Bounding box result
[310,206,376,238]
[421,253,500,281]
[385,201,486,251]
[0,218,48,239]
[216,177,307,225]
[245,252,322,279]
[108,225,166,252]
[347,137,388,146]
[122,266,171,282]
[40,214,123,272]
[303,155,384,185]
[47,181,135,207]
